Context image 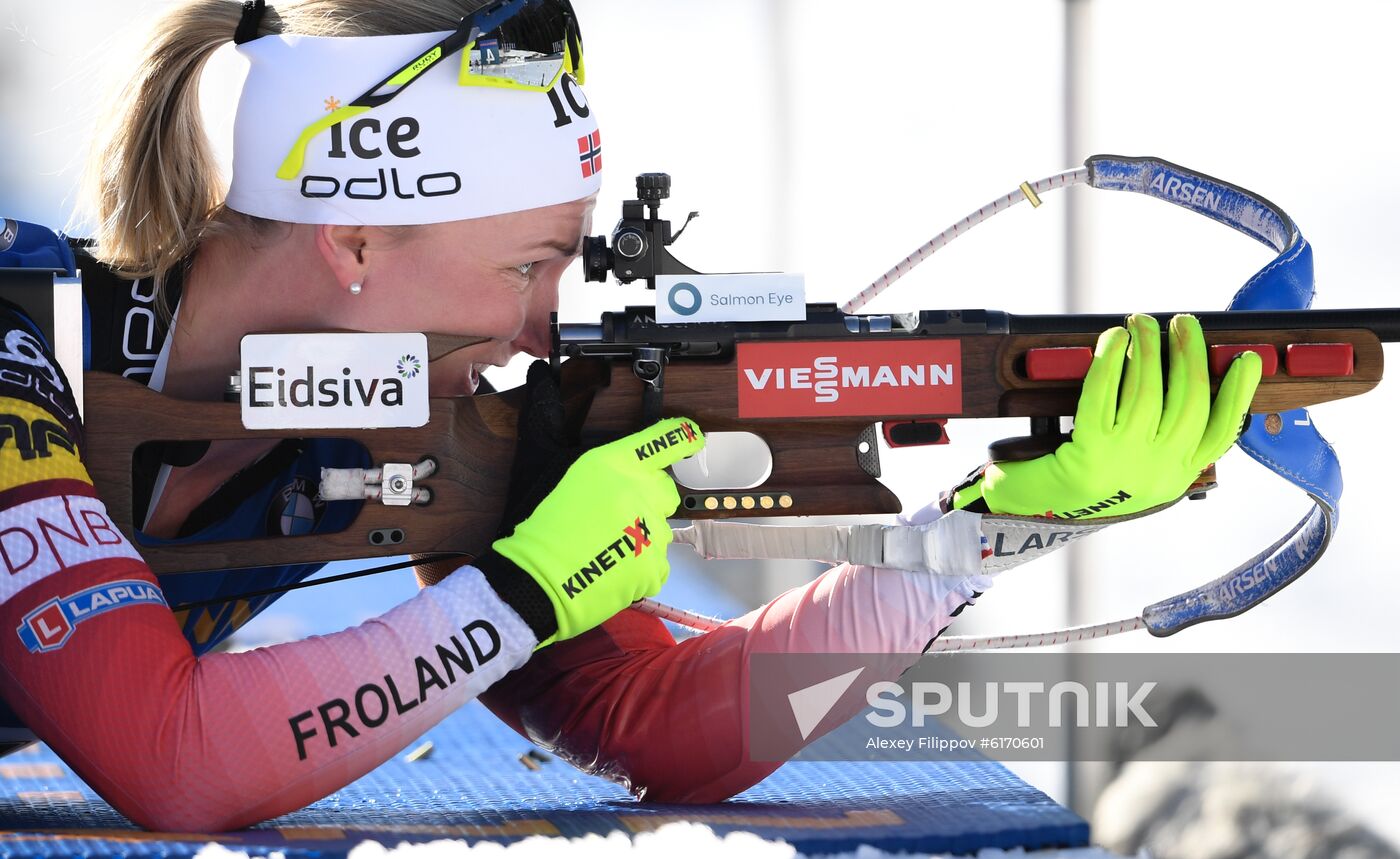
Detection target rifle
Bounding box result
[70,156,1393,643]
[82,303,1385,569]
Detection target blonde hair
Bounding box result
[78,0,486,297]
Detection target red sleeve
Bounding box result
[0,313,538,831]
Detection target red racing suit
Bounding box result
[0,273,537,830]
[0,247,991,828]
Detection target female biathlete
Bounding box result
[0,0,1262,832]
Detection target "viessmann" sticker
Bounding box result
[736,340,962,418]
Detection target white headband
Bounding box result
[226,30,602,225]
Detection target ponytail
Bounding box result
[76,0,483,304]
[79,0,263,292]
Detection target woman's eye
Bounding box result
[515,262,535,278]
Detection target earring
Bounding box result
[349,281,363,296]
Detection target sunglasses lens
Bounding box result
[468,0,578,89]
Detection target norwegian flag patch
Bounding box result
[577,130,602,179]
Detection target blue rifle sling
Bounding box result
[1085,156,1340,635]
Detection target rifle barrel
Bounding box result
[1007,308,1400,341]
[561,305,1400,353]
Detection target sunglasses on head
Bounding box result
[277,0,585,181]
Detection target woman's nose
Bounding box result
[511,322,550,358]
[512,276,561,358]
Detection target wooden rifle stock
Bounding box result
[82,324,1383,575]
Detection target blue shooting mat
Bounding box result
[0,701,1087,857]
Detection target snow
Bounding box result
[191,822,1136,858]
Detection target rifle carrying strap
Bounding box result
[640,156,1341,647]
[1084,156,1337,640]
[672,510,1120,576]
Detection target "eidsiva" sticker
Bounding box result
[736,340,963,418]
[240,332,430,429]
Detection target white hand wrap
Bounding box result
[674,513,982,577]
[671,499,1175,577]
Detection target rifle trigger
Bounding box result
[633,346,668,423]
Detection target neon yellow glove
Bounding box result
[953,313,1262,519]
[477,416,705,648]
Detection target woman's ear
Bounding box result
[315,224,369,293]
